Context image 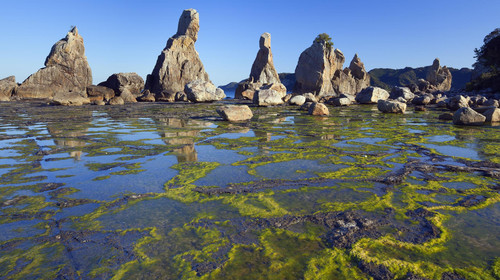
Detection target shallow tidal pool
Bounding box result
[0,101,499,279]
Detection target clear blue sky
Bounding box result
[0,0,498,87]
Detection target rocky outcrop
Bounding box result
[216,105,253,122]
[15,27,92,100]
[0,76,17,101]
[145,9,222,102]
[453,107,486,126]
[484,108,500,122]
[52,92,90,106]
[235,33,283,100]
[294,38,370,97]
[377,100,407,113]
[389,87,414,102]
[185,80,225,102]
[98,73,144,98]
[294,39,341,96]
[355,87,389,104]
[250,33,280,84]
[426,58,452,92]
[447,95,470,111]
[332,54,371,95]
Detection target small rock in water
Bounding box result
[483,108,500,122]
[289,95,306,106]
[377,100,406,113]
[414,105,426,111]
[308,102,329,116]
[438,113,454,120]
[216,105,253,122]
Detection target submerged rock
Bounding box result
[16,27,92,100]
[453,107,486,126]
[216,105,253,122]
[0,76,17,101]
[377,100,407,113]
[355,87,389,104]
[145,9,222,101]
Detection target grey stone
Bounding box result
[390,87,414,101]
[483,108,500,122]
[289,95,306,106]
[308,102,330,116]
[98,73,144,97]
[426,58,452,92]
[0,76,17,101]
[453,107,486,126]
[16,27,92,100]
[355,87,389,104]
[185,80,226,102]
[377,100,406,113]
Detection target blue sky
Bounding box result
[0,0,498,86]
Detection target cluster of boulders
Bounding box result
[0,9,225,106]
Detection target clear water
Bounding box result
[0,102,498,279]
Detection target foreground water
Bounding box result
[0,101,499,279]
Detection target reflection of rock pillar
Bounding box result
[155,117,201,163]
[46,121,90,160]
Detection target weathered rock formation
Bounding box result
[253,83,286,106]
[331,54,371,95]
[185,80,225,102]
[235,33,284,100]
[86,85,115,103]
[145,9,223,101]
[294,37,370,97]
[250,33,280,84]
[0,76,17,101]
[15,27,92,99]
[426,58,452,92]
[294,40,340,96]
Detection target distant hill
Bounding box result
[219,82,239,92]
[369,67,472,91]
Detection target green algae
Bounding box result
[0,103,498,279]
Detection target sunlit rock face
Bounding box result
[15,27,92,100]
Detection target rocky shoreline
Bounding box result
[0,9,499,128]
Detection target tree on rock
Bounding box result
[468,28,500,91]
[314,33,333,49]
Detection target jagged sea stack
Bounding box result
[145,9,224,102]
[235,33,285,100]
[15,27,92,99]
[294,35,370,97]
[426,58,452,92]
[294,37,341,96]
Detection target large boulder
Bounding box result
[216,105,253,122]
[15,27,92,100]
[426,58,452,92]
[98,73,144,98]
[377,100,407,113]
[331,54,370,95]
[453,107,486,126]
[185,80,225,102]
[0,76,17,101]
[484,108,500,122]
[145,9,222,99]
[253,83,286,106]
[294,38,343,96]
[355,87,389,104]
